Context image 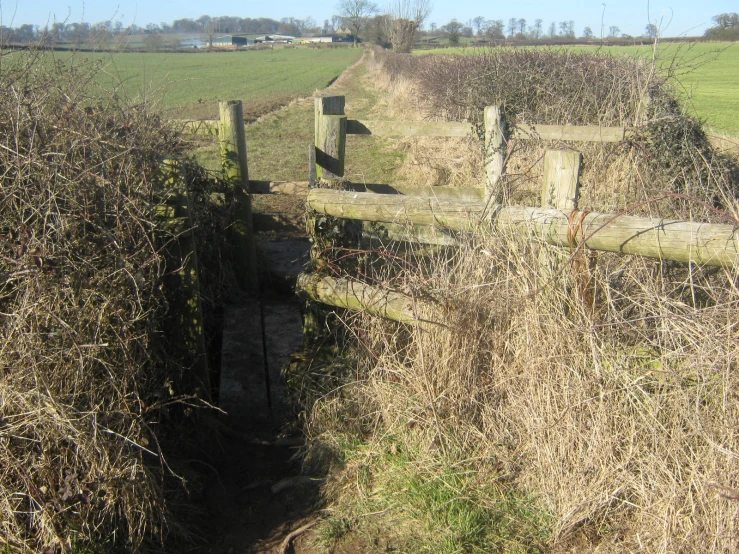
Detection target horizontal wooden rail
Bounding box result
[307,189,739,267]
[351,183,484,202]
[346,119,625,143]
[512,124,625,142]
[347,119,474,137]
[362,221,463,246]
[308,189,484,229]
[296,273,436,327]
[249,181,483,202]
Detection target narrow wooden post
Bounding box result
[484,105,506,205]
[541,150,582,210]
[315,95,346,137]
[539,149,582,286]
[314,96,346,181]
[219,100,259,294]
[316,115,347,181]
[160,159,211,401]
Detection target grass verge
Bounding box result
[315,432,552,553]
[189,54,408,185]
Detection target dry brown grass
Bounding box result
[301,48,739,552]
[0,49,205,552]
[307,222,739,551]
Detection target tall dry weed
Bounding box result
[307,219,739,550]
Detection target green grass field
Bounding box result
[62,47,363,120]
[416,42,739,136]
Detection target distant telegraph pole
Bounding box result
[600,3,606,43]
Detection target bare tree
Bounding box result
[484,20,505,40]
[644,23,658,38]
[472,15,486,36]
[337,0,379,46]
[332,14,344,32]
[533,19,543,39]
[517,18,527,36]
[558,20,575,38]
[385,0,431,53]
[442,19,463,45]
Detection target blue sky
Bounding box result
[1,0,736,37]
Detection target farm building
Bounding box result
[180,37,208,48]
[303,35,355,43]
[211,35,251,47]
[254,34,296,43]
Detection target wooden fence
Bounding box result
[174,95,738,327]
[311,95,625,204]
[298,95,739,325]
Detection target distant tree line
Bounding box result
[0,15,325,47]
[1,10,735,51]
[428,16,664,45]
[0,0,431,53]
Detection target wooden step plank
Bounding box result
[220,302,270,425]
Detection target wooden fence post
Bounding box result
[314,96,347,181]
[541,149,582,211]
[159,159,211,401]
[539,149,582,284]
[219,100,259,294]
[484,105,506,205]
[315,95,346,139]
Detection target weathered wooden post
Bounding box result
[314,95,347,181]
[541,150,581,211]
[159,159,211,401]
[303,96,347,343]
[484,105,506,205]
[219,100,259,294]
[539,149,583,288]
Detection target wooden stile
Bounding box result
[248,180,484,202]
[362,221,462,247]
[353,183,484,202]
[343,118,623,143]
